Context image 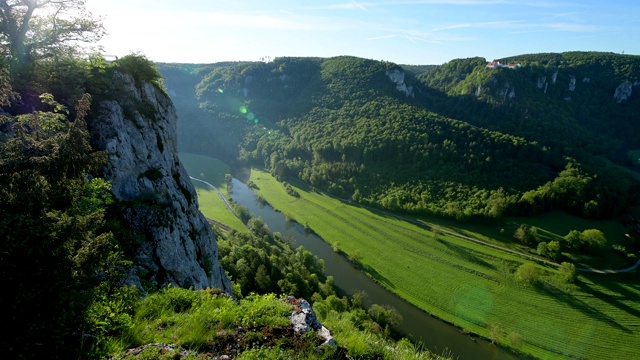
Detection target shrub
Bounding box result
[115,54,164,88]
[558,262,577,283]
[513,224,538,245]
[515,263,539,285]
[564,228,607,252]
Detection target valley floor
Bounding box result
[180,153,640,360]
[243,168,640,360]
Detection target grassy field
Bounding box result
[414,210,631,269]
[248,168,640,360]
[179,153,247,233]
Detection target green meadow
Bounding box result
[179,153,247,233]
[247,168,640,360]
[414,210,630,270]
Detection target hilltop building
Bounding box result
[486,61,521,69]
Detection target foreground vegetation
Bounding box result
[107,287,445,360]
[245,168,640,360]
[97,206,446,359]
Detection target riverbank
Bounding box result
[244,168,640,360]
[228,177,518,360]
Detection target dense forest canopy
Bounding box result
[159,52,640,222]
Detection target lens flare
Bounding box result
[239,106,248,114]
[254,119,259,124]
[247,112,255,121]
[217,88,224,94]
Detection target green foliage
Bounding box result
[162,53,640,223]
[514,263,539,285]
[246,168,640,360]
[85,284,138,348]
[218,222,332,299]
[558,262,577,283]
[536,240,561,260]
[115,54,164,90]
[580,229,608,251]
[0,92,135,358]
[513,224,538,245]
[368,304,403,329]
[108,288,439,360]
[0,0,104,75]
[564,228,608,252]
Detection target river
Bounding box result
[228,178,519,360]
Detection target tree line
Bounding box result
[170,55,640,222]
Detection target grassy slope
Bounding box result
[248,168,640,360]
[179,153,248,233]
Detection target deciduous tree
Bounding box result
[515,263,539,285]
[0,0,104,65]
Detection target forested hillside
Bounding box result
[159,52,640,221]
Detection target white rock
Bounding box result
[288,298,337,350]
[614,81,633,103]
[386,69,415,98]
[569,77,576,91]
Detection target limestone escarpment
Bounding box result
[88,72,230,292]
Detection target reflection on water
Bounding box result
[230,178,518,360]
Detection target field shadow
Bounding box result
[578,276,640,320]
[436,238,496,271]
[359,262,395,290]
[538,283,631,333]
[288,177,314,193]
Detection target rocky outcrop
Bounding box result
[288,297,337,350]
[569,77,576,91]
[386,69,414,98]
[614,81,634,103]
[88,72,231,292]
[496,82,515,99]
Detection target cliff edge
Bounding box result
[88,72,230,292]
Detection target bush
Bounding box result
[564,228,607,252]
[558,262,577,283]
[115,54,163,88]
[513,224,538,245]
[515,263,539,285]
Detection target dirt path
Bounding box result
[189,176,239,218]
[578,257,640,274]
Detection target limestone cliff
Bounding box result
[88,72,231,292]
[386,69,415,98]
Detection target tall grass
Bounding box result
[109,287,444,359]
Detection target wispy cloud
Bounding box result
[311,0,563,11]
[367,26,475,44]
[546,22,599,32]
[350,0,369,11]
[432,20,521,32]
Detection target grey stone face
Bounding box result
[88,72,231,293]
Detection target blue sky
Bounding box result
[84,0,640,65]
